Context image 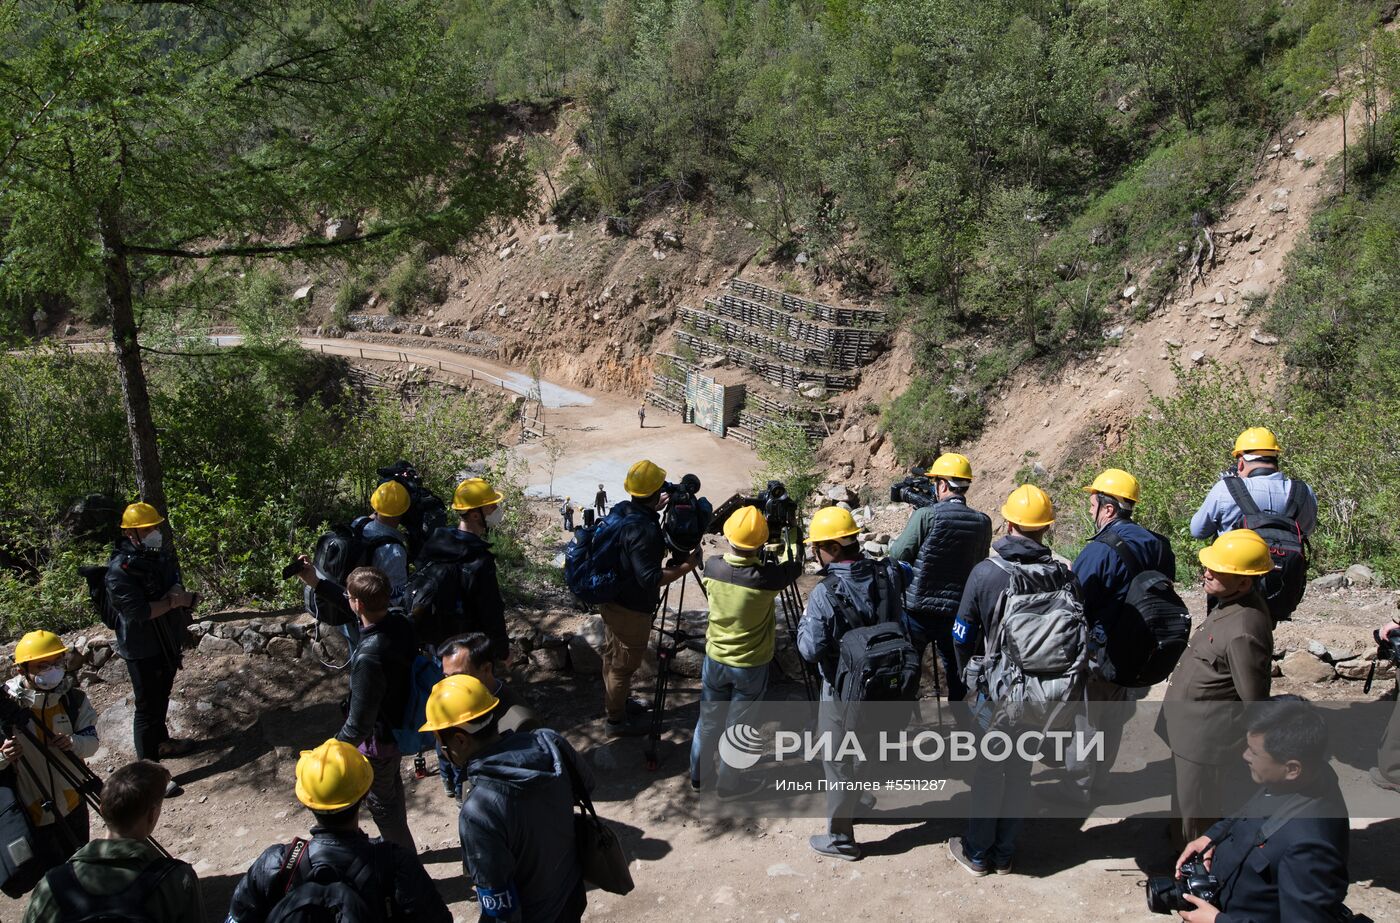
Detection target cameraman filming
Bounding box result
[1170,696,1349,923]
[1370,618,1400,794]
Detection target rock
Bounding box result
[1164,338,1183,349]
[497,305,509,318]
[88,645,113,670]
[835,462,855,481]
[212,622,240,640]
[1249,329,1279,346]
[1213,291,1226,305]
[1278,650,1334,684]
[1345,564,1377,587]
[63,324,78,336]
[325,218,357,241]
[826,485,857,505]
[195,700,215,714]
[238,628,268,653]
[537,290,554,303]
[1268,202,1289,213]
[799,383,826,399]
[566,634,602,675]
[841,425,866,444]
[198,634,243,656]
[1031,462,1050,480]
[266,637,300,659]
[1338,658,1395,682]
[1310,572,1349,591]
[795,252,809,265]
[1201,307,1226,320]
[1104,324,1125,341]
[1240,282,1269,301]
[292,284,313,302]
[1326,648,1357,664]
[1121,285,1137,300]
[1306,640,1329,659]
[1189,350,1207,365]
[671,645,705,679]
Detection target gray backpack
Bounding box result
[973,556,1089,731]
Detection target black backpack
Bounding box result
[1091,531,1190,687]
[828,560,919,717]
[43,856,182,922]
[313,519,405,586]
[402,558,464,648]
[265,838,390,923]
[1223,477,1310,623]
[79,563,118,630]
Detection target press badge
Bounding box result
[476,883,521,917]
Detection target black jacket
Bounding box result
[418,527,510,661]
[951,535,1055,672]
[104,539,188,662]
[316,579,417,749]
[1205,770,1350,923]
[225,826,450,923]
[608,500,666,614]
[459,729,590,923]
[893,498,992,623]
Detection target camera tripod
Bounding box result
[644,565,705,771]
[2,695,172,859]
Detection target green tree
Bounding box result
[973,183,1053,352]
[0,0,531,532]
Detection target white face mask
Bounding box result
[141,530,164,551]
[33,666,65,691]
[484,506,505,528]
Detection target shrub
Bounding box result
[384,250,428,316]
[754,419,821,512]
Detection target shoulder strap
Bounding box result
[1257,791,1321,843]
[1223,476,1263,519]
[275,837,311,895]
[1282,478,1305,521]
[46,857,183,917]
[1093,530,1143,577]
[560,746,600,822]
[61,688,84,729]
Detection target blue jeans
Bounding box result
[904,614,967,702]
[689,656,768,787]
[964,694,1031,867]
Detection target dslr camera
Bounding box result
[1146,855,1220,914]
[890,466,937,509]
[756,480,798,536]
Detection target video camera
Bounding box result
[661,474,712,558]
[1364,626,1400,693]
[1146,854,1220,914]
[710,480,799,541]
[890,466,937,509]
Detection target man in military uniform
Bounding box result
[1163,529,1275,848]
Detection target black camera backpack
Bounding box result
[1091,531,1190,687]
[1223,477,1309,623]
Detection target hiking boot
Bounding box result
[808,834,862,861]
[605,717,649,738]
[1370,767,1400,793]
[625,697,652,716]
[947,837,989,877]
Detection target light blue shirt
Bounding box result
[360,517,409,601]
[1189,471,1317,540]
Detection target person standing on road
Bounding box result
[561,497,575,531]
[638,404,646,428]
[226,740,449,922]
[104,502,197,796]
[1162,529,1275,850]
[889,453,991,705]
[947,485,1065,877]
[423,674,591,922]
[1066,468,1177,802]
[22,760,202,923]
[293,564,419,853]
[0,631,101,891]
[594,484,608,518]
[599,460,698,737]
[690,506,801,794]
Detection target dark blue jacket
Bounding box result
[1205,770,1350,923]
[459,729,590,923]
[891,498,992,624]
[418,527,509,661]
[104,538,188,662]
[1071,519,1176,632]
[608,500,666,614]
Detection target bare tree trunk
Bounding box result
[100,217,170,533]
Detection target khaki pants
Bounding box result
[600,602,653,721]
[1170,753,1251,852]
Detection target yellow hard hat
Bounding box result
[623,459,666,497]
[1198,529,1274,576]
[928,453,974,481]
[1001,485,1055,529]
[723,505,770,551]
[451,477,504,512]
[806,506,860,544]
[1082,468,1141,504]
[295,739,373,812]
[120,502,164,531]
[420,674,500,733]
[370,480,411,517]
[1233,427,1282,458]
[14,630,68,666]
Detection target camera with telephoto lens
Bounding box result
[890,466,937,509]
[1145,855,1220,914]
[1375,627,1400,667]
[661,474,710,558]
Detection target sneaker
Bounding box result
[1370,767,1400,793]
[993,860,1014,876]
[947,837,989,877]
[164,779,184,799]
[808,834,862,861]
[689,775,701,791]
[605,717,649,738]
